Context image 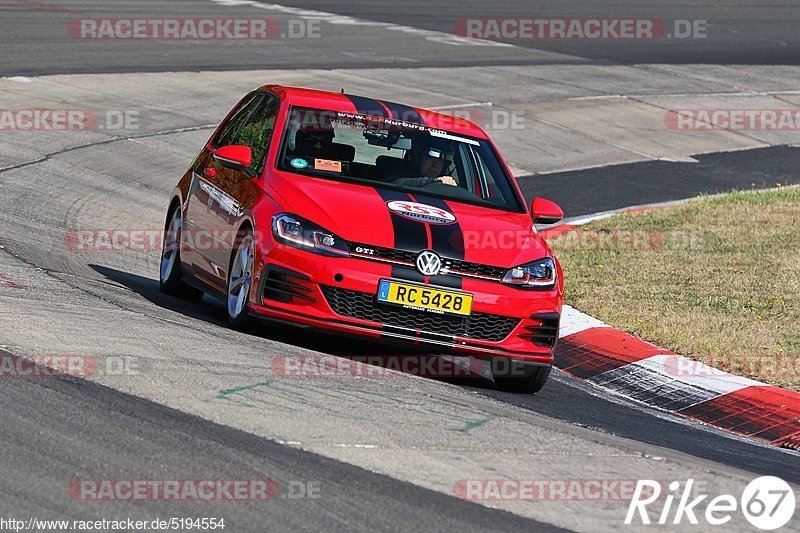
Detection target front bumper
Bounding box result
[249,246,561,363]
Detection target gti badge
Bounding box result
[416,250,442,276]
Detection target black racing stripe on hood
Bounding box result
[344,94,389,118]
[381,100,425,125]
[377,188,427,283]
[412,195,464,289]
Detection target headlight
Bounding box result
[501,257,556,289]
[272,214,350,257]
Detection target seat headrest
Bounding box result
[376,155,405,178]
[325,142,355,162]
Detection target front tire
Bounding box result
[159,204,203,301]
[227,228,255,331]
[492,362,551,394]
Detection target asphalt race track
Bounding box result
[5,0,800,75]
[0,354,563,533]
[1,1,799,531]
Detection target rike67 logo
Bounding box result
[626,477,795,530]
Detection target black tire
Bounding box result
[159,203,203,301]
[226,227,255,331]
[492,363,551,394]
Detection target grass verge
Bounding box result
[550,186,800,390]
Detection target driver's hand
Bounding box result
[437,176,457,186]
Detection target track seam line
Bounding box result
[0,124,216,174]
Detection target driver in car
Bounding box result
[387,141,458,188]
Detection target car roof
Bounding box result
[258,84,490,140]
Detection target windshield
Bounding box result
[277,106,524,212]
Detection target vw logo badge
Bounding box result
[416,250,442,276]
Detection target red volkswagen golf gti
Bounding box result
[160,85,565,393]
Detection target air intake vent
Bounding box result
[260,266,317,304]
[519,313,560,347]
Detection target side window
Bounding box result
[475,152,500,201]
[214,94,262,148]
[473,146,512,204]
[237,95,279,174]
[456,144,476,195]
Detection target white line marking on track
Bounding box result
[430,102,494,110]
[206,0,513,47]
[569,89,800,101]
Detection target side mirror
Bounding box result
[214,145,258,178]
[531,197,563,225]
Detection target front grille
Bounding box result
[348,242,506,280]
[321,285,519,342]
[367,245,416,264]
[441,258,506,279]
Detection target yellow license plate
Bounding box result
[377,280,473,316]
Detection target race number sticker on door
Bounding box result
[386,200,456,225]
